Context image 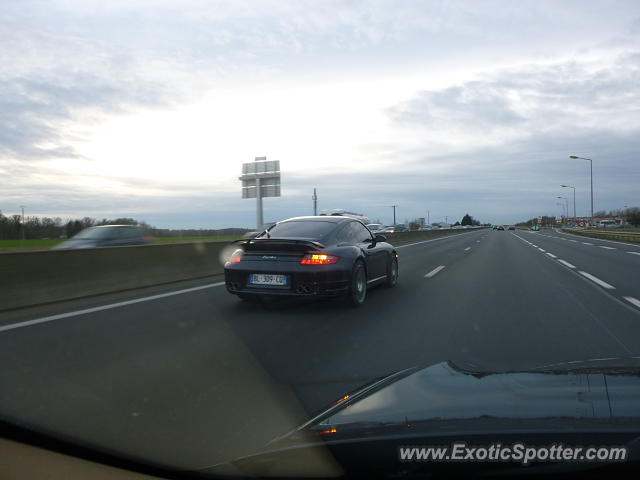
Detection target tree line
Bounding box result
[0,214,249,241]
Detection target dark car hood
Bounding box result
[267,357,640,446]
[302,360,640,438]
[204,359,640,477]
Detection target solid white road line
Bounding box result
[546,253,557,258]
[395,232,475,249]
[624,297,640,309]
[425,265,446,278]
[557,259,576,269]
[629,252,640,256]
[538,248,546,252]
[578,271,615,290]
[0,282,226,333]
[531,244,538,247]
[599,246,616,250]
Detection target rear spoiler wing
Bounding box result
[231,238,325,251]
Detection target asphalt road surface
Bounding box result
[2,228,640,469]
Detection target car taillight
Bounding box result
[300,253,339,265]
[228,249,243,263]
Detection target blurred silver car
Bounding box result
[53,225,147,249]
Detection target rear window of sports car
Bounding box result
[259,221,338,239]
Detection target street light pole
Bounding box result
[560,185,576,219]
[569,156,593,225]
[390,205,397,225]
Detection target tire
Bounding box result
[346,260,367,307]
[385,255,398,288]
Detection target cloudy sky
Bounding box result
[3,0,640,228]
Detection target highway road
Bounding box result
[2,228,640,469]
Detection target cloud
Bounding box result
[3,1,640,226]
[0,70,175,162]
[387,51,640,141]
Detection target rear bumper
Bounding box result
[224,263,350,297]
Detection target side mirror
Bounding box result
[374,234,387,243]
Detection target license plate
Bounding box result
[249,274,288,286]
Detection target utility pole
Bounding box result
[445,215,448,224]
[391,205,397,225]
[427,210,430,225]
[20,205,25,242]
[312,188,318,216]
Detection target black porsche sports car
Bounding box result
[224,215,398,307]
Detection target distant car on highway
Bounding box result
[497,225,505,231]
[365,223,384,233]
[508,226,515,230]
[224,216,398,307]
[52,225,147,249]
[380,225,407,233]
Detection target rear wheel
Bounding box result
[385,255,398,288]
[346,260,367,307]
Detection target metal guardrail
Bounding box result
[561,228,640,244]
[581,230,640,236]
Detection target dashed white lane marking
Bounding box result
[0,282,226,333]
[629,252,640,256]
[557,260,576,268]
[546,253,557,258]
[624,297,640,309]
[599,246,616,250]
[582,242,594,245]
[425,265,446,278]
[578,271,615,290]
[569,240,578,243]
[464,247,471,251]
